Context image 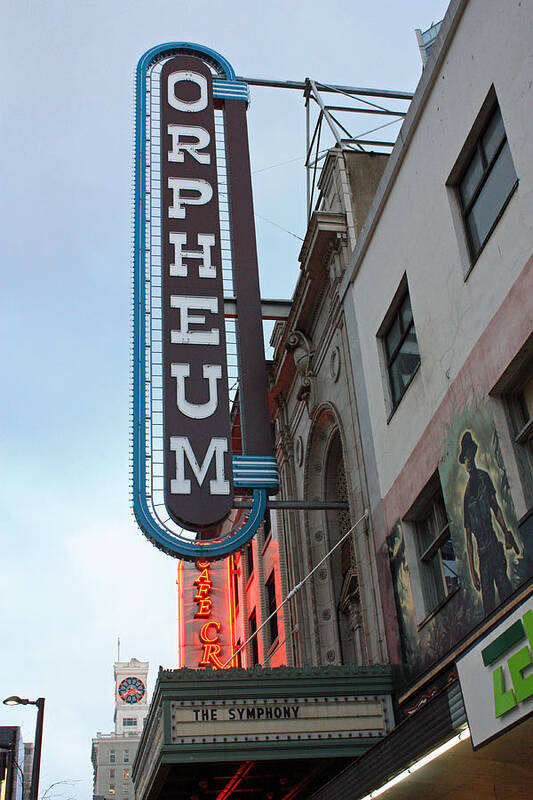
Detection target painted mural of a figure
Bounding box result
[387,523,418,665]
[460,431,520,614]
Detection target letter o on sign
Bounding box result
[168,70,208,112]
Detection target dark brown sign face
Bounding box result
[161,55,233,530]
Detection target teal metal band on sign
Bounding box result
[232,455,279,489]
[133,488,267,561]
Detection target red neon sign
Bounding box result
[200,621,221,643]
[177,557,239,670]
[194,560,225,669]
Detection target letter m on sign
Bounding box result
[170,436,229,496]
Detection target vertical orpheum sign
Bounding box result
[132,43,278,560]
[161,57,232,530]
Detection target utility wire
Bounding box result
[253,148,328,175]
[354,117,402,140]
[222,508,369,668]
[255,213,304,242]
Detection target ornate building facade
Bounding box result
[269,148,390,671]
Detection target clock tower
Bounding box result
[91,657,150,800]
[114,657,149,735]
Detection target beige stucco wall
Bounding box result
[344,0,533,512]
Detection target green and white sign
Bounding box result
[457,595,533,748]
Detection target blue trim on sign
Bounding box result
[232,455,279,489]
[136,41,237,81]
[233,456,278,463]
[132,43,258,560]
[212,79,249,102]
[132,489,267,560]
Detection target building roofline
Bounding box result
[339,0,469,301]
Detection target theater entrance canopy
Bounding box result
[132,665,393,800]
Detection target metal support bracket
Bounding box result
[233,499,349,510]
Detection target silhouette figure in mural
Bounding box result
[460,431,519,614]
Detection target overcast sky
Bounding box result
[1,0,448,795]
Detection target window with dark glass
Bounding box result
[384,292,420,408]
[266,571,278,645]
[263,510,272,540]
[232,564,239,610]
[246,542,254,580]
[416,489,459,614]
[457,104,517,260]
[505,372,533,508]
[248,610,259,665]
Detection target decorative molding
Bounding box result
[157,663,394,684]
[295,435,304,467]
[286,329,316,414]
[330,346,341,382]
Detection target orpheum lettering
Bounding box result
[161,56,233,530]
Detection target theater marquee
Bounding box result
[133,665,394,799]
[132,43,278,560]
[170,695,388,744]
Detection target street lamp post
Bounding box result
[3,696,45,800]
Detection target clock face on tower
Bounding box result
[118,676,146,704]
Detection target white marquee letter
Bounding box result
[171,364,222,419]
[170,437,229,495]
[170,296,219,345]
[169,233,217,278]
[168,178,212,220]
[168,70,208,112]
[167,124,211,165]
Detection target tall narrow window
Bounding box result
[505,371,533,509]
[246,542,254,580]
[415,488,459,614]
[383,290,420,408]
[456,103,517,260]
[248,610,259,666]
[232,562,239,610]
[265,571,278,645]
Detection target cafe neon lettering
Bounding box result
[194,560,225,669]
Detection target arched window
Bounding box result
[325,431,364,664]
[301,407,366,666]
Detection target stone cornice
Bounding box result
[154,663,393,696]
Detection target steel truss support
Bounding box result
[303,78,412,218]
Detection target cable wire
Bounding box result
[221,508,369,668]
